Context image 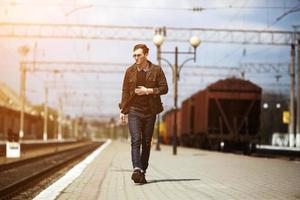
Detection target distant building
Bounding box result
[0,81,36,115]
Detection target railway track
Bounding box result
[0,142,102,200]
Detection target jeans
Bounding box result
[128,108,156,172]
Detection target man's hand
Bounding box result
[119,113,127,125]
[135,86,152,95]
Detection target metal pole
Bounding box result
[19,63,26,139]
[289,44,295,147]
[74,118,78,138]
[173,46,178,155]
[156,114,161,150]
[156,45,161,151]
[297,39,300,147]
[43,86,48,141]
[58,97,62,141]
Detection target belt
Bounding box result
[130,106,151,114]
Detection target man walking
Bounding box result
[119,44,168,184]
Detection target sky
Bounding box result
[0,0,299,120]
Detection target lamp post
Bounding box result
[153,34,164,151]
[18,45,30,140]
[153,34,201,155]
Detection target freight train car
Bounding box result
[180,77,262,154]
[161,109,181,145]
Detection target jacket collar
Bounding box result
[129,61,154,82]
[137,64,150,72]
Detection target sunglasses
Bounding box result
[132,54,143,58]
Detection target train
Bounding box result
[161,109,181,145]
[162,77,262,154]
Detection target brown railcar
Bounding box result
[180,78,262,153]
[161,109,181,145]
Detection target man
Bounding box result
[119,44,168,184]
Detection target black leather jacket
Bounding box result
[119,61,168,114]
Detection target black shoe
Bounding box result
[131,169,142,183]
[139,173,147,184]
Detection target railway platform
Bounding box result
[34,140,300,200]
[0,139,89,165]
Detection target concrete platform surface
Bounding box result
[38,140,300,200]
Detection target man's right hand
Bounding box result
[119,113,127,125]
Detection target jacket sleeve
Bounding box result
[119,70,130,110]
[152,67,168,95]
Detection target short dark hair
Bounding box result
[133,44,149,55]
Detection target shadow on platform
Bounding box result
[146,178,201,184]
[111,169,132,172]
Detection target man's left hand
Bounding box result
[135,86,148,95]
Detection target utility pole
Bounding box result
[18,45,29,140]
[43,86,48,141]
[297,39,300,147]
[19,63,26,139]
[289,44,295,147]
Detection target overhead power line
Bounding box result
[214,3,300,65]
[0,1,295,11]
[276,4,300,21]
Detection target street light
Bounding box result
[153,34,165,47]
[153,33,201,155]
